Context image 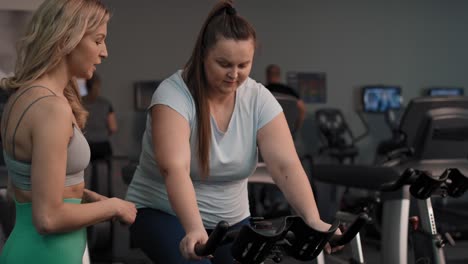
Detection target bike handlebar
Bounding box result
[380,168,419,192]
[195,213,369,263]
[194,220,229,256]
[330,213,369,246]
[380,168,468,200]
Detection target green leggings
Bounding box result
[0,199,86,264]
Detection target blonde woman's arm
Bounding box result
[82,189,108,203]
[30,98,136,234]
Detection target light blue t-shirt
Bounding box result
[126,70,282,228]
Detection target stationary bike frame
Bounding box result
[382,168,468,264]
[412,198,446,264]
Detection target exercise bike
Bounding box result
[194,213,369,264]
[381,168,468,264]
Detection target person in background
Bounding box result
[126,1,340,263]
[265,64,306,132]
[82,73,117,192]
[0,1,136,263]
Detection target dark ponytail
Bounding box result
[182,0,256,178]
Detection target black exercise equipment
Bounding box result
[195,214,369,264]
[381,168,468,264]
[312,96,468,264]
[375,109,407,164]
[315,108,368,164]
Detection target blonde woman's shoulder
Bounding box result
[29,96,74,129]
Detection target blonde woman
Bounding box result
[0,0,136,263]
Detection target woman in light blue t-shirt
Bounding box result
[126,1,340,263]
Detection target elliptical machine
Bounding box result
[315,108,369,164]
[374,109,407,164]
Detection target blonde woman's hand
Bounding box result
[110,198,137,225]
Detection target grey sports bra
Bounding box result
[2,86,90,191]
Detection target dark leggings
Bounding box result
[130,208,250,264]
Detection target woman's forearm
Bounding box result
[270,160,323,226]
[82,188,108,203]
[164,170,204,233]
[34,198,118,234]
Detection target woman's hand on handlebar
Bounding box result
[326,228,344,254]
[309,220,344,254]
[180,229,210,260]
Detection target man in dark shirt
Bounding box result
[265,64,306,131]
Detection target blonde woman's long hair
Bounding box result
[0,0,110,129]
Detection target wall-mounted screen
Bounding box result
[426,87,464,97]
[362,86,402,113]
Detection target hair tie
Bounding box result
[226,6,237,15]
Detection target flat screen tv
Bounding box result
[426,87,464,97]
[362,86,402,113]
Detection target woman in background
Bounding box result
[83,74,117,193]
